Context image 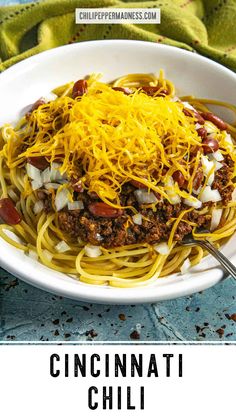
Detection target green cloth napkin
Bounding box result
[1,0,236,72]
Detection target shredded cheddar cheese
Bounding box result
[2,79,204,208]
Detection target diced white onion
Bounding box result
[212,151,224,162]
[225,133,233,146]
[181,258,191,275]
[45,182,60,190]
[154,242,170,255]
[132,213,142,225]
[182,101,195,111]
[55,240,70,253]
[51,163,60,169]
[43,92,58,102]
[84,245,102,258]
[41,164,68,185]
[134,189,158,204]
[33,200,44,215]
[200,186,222,203]
[28,250,38,261]
[55,188,69,211]
[42,249,53,262]
[195,123,202,130]
[208,155,224,171]
[184,196,202,209]
[58,179,68,184]
[232,188,236,202]
[42,167,51,183]
[68,201,84,210]
[201,155,215,186]
[168,194,181,205]
[210,208,223,231]
[31,179,43,191]
[192,186,202,195]
[50,163,66,182]
[26,163,41,180]
[165,177,181,204]
[205,122,217,134]
[215,161,223,171]
[171,96,179,102]
[51,162,64,171]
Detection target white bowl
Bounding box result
[0,40,235,304]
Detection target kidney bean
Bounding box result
[183,109,190,118]
[201,112,227,130]
[26,99,46,119]
[197,127,207,139]
[130,179,148,189]
[193,169,204,191]
[27,156,49,170]
[112,87,132,95]
[183,108,205,125]
[202,137,219,154]
[172,170,185,188]
[0,198,21,225]
[72,79,88,99]
[88,202,123,218]
[141,86,168,96]
[31,98,46,112]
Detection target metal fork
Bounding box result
[182,233,236,279]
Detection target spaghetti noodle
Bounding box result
[0,71,236,287]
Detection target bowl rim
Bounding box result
[0,39,235,304]
[1,38,236,82]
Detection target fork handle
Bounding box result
[197,240,236,280]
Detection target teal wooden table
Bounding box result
[1,268,236,341]
[0,0,236,342]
